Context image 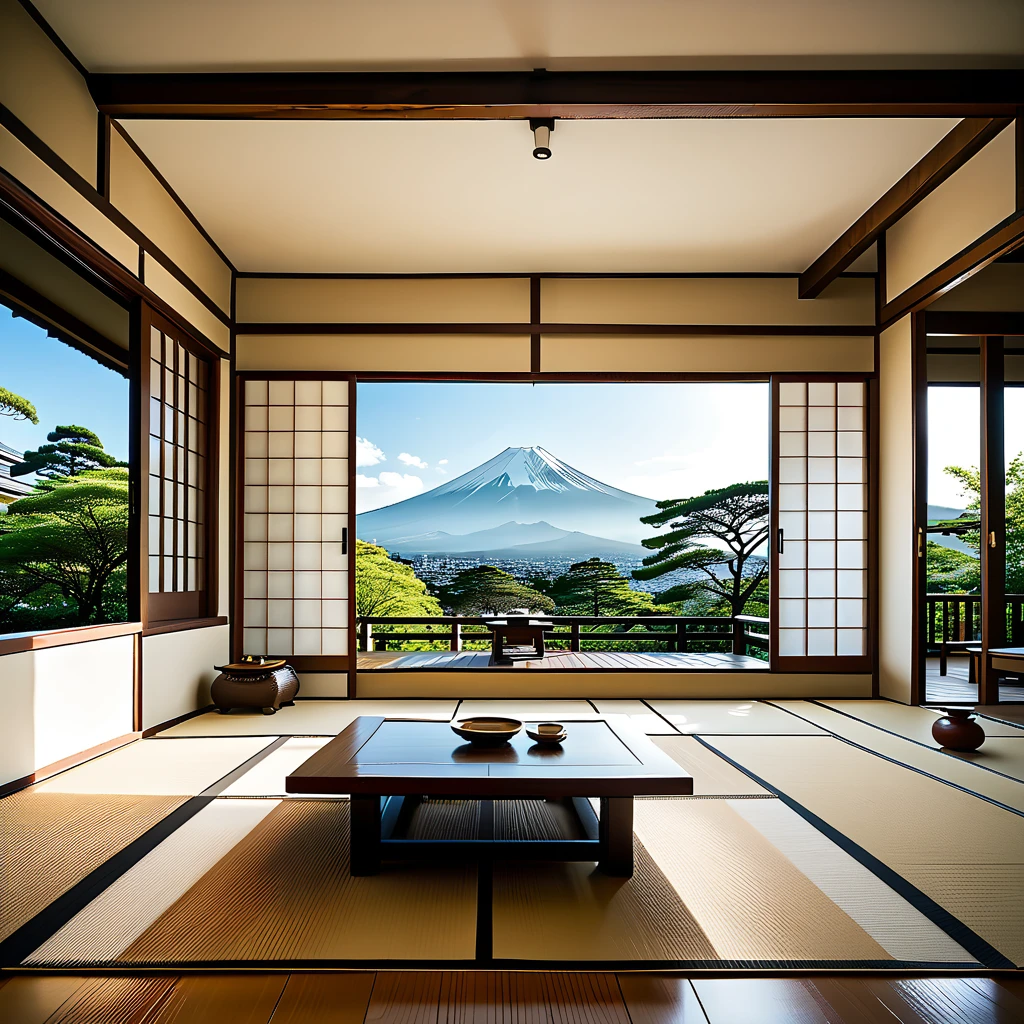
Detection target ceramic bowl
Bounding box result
[451,717,523,747]
[526,722,567,745]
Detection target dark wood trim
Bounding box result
[16,0,90,82]
[768,376,781,672]
[875,233,886,330]
[0,731,140,799]
[88,69,1024,119]
[911,312,928,706]
[0,165,228,356]
[236,271,877,280]
[800,118,1013,299]
[868,371,881,697]
[0,103,230,329]
[355,370,773,383]
[231,371,245,661]
[0,621,142,657]
[529,276,541,373]
[288,655,351,673]
[110,120,237,273]
[96,112,111,200]
[1017,109,1024,212]
[347,373,357,699]
[236,322,876,336]
[141,704,215,737]
[980,336,1006,705]
[132,631,143,732]
[128,297,145,628]
[881,212,1024,328]
[925,311,1024,336]
[0,268,128,373]
[142,615,228,637]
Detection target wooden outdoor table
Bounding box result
[286,715,693,877]
[485,617,554,662]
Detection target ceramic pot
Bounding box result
[211,660,300,715]
[931,707,985,751]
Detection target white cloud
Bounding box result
[377,472,425,501]
[438,459,449,465]
[355,474,380,488]
[356,437,385,467]
[398,452,428,469]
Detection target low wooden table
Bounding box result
[485,618,554,663]
[286,715,693,877]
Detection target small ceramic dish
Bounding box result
[451,717,523,747]
[526,722,567,745]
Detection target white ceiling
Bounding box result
[121,116,957,274]
[37,0,1024,72]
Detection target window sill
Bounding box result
[142,616,228,637]
[0,621,142,656]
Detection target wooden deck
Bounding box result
[357,650,768,672]
[925,656,1024,703]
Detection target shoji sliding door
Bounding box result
[239,376,353,671]
[771,377,873,672]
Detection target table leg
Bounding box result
[598,796,634,877]
[491,630,502,663]
[350,794,382,876]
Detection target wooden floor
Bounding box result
[357,649,768,671]
[1,971,1021,1024]
[925,657,1024,704]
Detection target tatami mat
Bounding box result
[219,738,333,797]
[706,734,1024,965]
[25,799,278,965]
[0,792,185,942]
[652,737,771,796]
[645,700,825,735]
[821,699,1024,741]
[727,799,976,963]
[117,800,477,962]
[590,700,677,734]
[494,799,892,963]
[159,700,460,737]
[773,701,1024,811]
[950,737,1024,783]
[35,737,275,795]
[454,700,597,720]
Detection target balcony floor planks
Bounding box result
[356,650,767,672]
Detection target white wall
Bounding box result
[1,636,135,788]
[141,624,229,731]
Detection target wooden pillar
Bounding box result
[980,336,1005,705]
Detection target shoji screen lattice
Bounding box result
[242,379,350,658]
[774,379,869,665]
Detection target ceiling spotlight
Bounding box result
[530,118,555,159]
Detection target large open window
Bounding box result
[0,302,129,636]
[351,380,771,670]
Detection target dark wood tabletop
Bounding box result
[286,715,693,798]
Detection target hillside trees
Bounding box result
[632,481,769,617]
[544,557,658,616]
[437,565,554,616]
[355,540,443,618]
[0,385,38,423]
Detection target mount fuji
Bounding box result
[356,446,659,553]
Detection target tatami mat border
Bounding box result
[693,736,1016,970]
[0,738,289,967]
[764,702,1024,818]
[806,700,1024,783]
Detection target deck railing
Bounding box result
[925,593,1024,673]
[358,614,770,658]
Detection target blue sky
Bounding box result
[0,308,129,464]
[356,381,770,513]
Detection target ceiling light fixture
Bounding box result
[530,118,555,160]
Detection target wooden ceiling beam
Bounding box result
[88,69,1023,119]
[799,117,1013,299]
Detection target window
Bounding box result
[0,302,130,635]
[144,309,217,622]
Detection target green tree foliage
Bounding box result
[0,385,38,424]
[927,452,1024,593]
[355,540,443,618]
[544,557,658,616]
[13,425,125,480]
[436,565,554,616]
[632,481,769,616]
[0,468,129,627]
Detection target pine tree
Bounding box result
[632,481,769,616]
[547,557,657,616]
[13,425,125,479]
[437,565,554,616]
[0,385,38,423]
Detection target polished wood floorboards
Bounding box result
[357,650,768,671]
[1,971,1022,1024]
